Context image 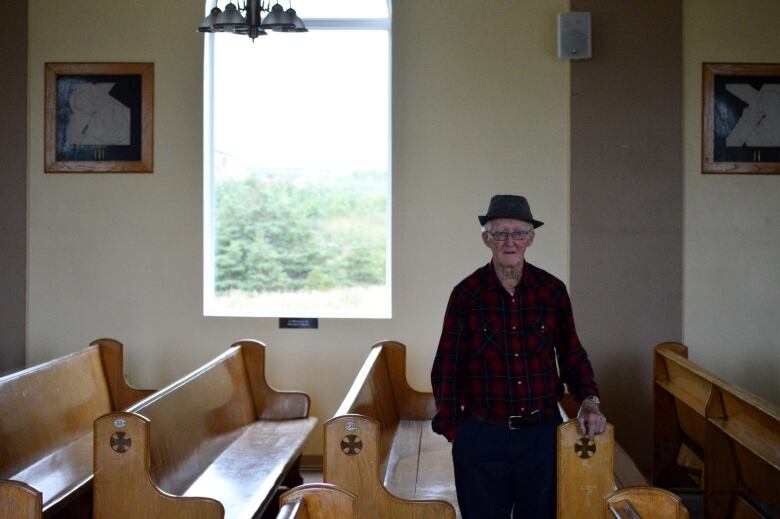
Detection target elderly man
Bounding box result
[431,194,606,519]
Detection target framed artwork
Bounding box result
[702,63,780,174]
[44,62,154,173]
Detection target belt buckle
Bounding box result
[507,415,524,429]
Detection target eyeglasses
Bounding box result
[489,230,532,241]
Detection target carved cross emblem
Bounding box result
[110,432,132,453]
[341,434,362,456]
[575,437,596,459]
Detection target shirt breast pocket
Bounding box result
[526,319,556,365]
[474,320,504,357]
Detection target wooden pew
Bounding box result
[653,342,780,519]
[0,338,153,519]
[558,394,648,489]
[92,339,317,519]
[653,342,711,490]
[557,420,689,519]
[277,483,357,519]
[323,340,457,519]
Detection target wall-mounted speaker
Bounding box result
[557,12,591,60]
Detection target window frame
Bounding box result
[202,5,392,318]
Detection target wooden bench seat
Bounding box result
[93,339,317,519]
[653,342,780,519]
[323,340,457,519]
[0,338,153,518]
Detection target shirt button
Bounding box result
[521,407,525,412]
[511,325,516,330]
[514,353,519,357]
[517,380,522,385]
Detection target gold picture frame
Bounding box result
[702,63,780,174]
[44,62,154,173]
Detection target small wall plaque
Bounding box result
[279,318,318,329]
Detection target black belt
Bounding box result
[470,406,560,429]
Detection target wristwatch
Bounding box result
[585,395,601,406]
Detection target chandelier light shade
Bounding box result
[198,0,307,40]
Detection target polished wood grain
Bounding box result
[93,341,317,519]
[705,378,780,519]
[557,420,617,518]
[557,420,684,519]
[325,341,457,519]
[0,339,152,517]
[606,487,689,519]
[557,395,647,489]
[92,338,156,410]
[94,413,224,519]
[236,339,310,420]
[0,480,42,519]
[653,342,780,519]
[653,342,710,488]
[324,415,455,519]
[278,483,357,519]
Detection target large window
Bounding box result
[204,1,391,318]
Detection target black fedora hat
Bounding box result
[478,194,544,228]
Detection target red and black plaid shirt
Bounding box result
[431,261,599,441]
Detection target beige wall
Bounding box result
[27,0,570,456]
[683,0,780,403]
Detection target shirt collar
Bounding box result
[484,260,542,292]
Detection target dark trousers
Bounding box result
[452,415,562,519]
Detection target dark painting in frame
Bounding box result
[45,62,154,173]
[702,63,780,174]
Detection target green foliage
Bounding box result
[214,170,387,294]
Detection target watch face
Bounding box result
[588,396,600,405]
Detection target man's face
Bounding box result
[482,218,535,269]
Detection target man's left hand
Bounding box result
[577,398,606,440]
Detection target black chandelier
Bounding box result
[198,0,307,41]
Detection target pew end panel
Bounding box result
[90,338,156,411]
[557,392,646,489]
[557,420,617,519]
[232,339,310,420]
[0,480,42,519]
[278,483,357,519]
[605,487,689,519]
[93,412,225,519]
[323,414,455,519]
